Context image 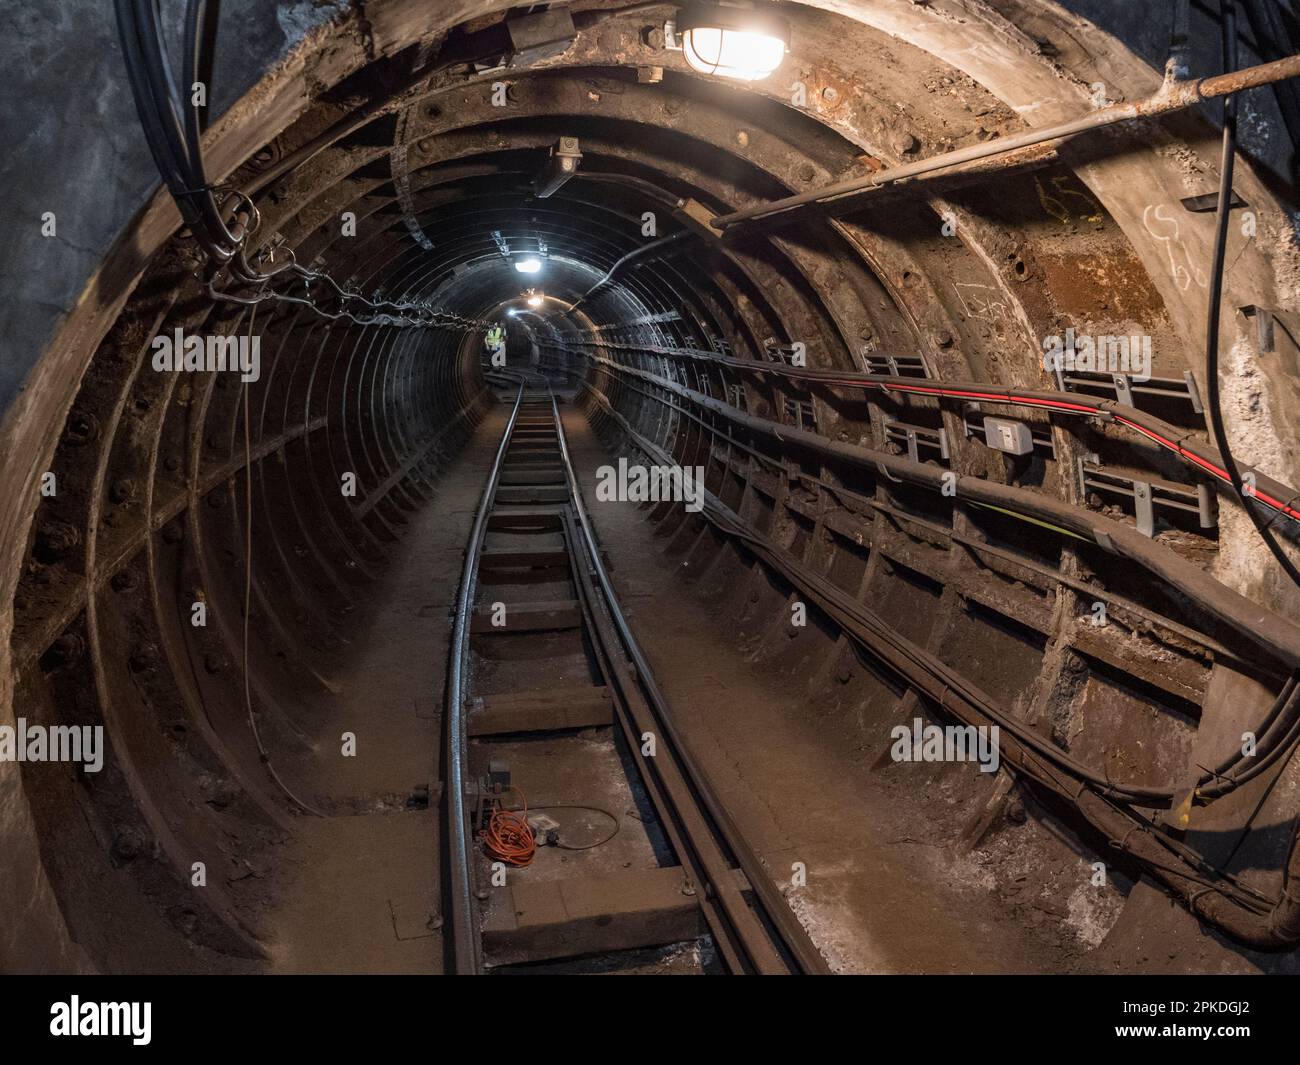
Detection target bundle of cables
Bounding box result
[480,788,623,866]
[113,0,482,329]
[482,786,537,867]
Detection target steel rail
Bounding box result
[443,384,826,973]
[712,54,1300,228]
[554,504,781,974]
[549,393,831,974]
[574,381,1300,944]
[444,383,525,975]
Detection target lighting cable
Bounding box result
[527,804,622,851]
[1205,0,1300,590]
[583,378,1300,805]
[574,341,1300,531]
[115,0,475,329]
[241,303,327,817]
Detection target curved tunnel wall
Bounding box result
[3,0,1300,971]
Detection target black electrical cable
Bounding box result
[115,0,235,260]
[584,368,1300,804]
[182,0,217,217]
[115,0,481,328]
[134,0,208,209]
[1206,0,1300,592]
[183,0,219,142]
[575,378,1290,916]
[151,0,238,257]
[114,0,199,226]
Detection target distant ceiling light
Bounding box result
[527,295,544,308]
[514,257,543,274]
[678,3,789,82]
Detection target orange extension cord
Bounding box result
[482,786,537,866]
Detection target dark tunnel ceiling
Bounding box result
[271,73,868,344]
[234,7,1023,357]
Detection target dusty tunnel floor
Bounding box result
[170,391,1292,977]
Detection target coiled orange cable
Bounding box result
[483,786,536,866]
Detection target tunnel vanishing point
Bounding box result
[4,0,1300,977]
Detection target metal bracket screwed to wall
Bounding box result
[1077,453,1217,538]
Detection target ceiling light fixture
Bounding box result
[514,256,543,274]
[678,2,789,82]
[535,136,583,198]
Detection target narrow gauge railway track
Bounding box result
[442,386,829,974]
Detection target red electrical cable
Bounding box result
[581,344,1300,528]
[865,380,1300,525]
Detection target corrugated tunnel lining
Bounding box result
[5,0,1300,970]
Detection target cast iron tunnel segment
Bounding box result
[442,385,829,974]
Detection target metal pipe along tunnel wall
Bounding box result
[3,0,1300,973]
